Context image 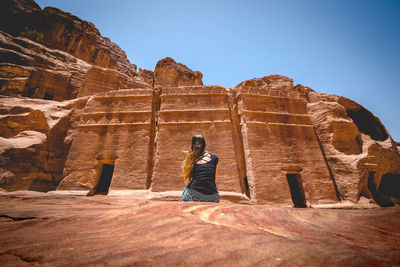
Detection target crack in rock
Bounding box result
[0,215,40,221]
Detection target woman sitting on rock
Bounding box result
[181,134,220,202]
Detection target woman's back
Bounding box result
[181,134,220,202]
[189,152,218,195]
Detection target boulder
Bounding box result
[154,57,203,87]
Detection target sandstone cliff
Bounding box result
[154,57,203,87]
[0,96,86,191]
[0,0,151,101]
[0,0,399,207]
[0,0,136,76]
[307,92,400,205]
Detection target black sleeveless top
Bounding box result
[189,152,219,195]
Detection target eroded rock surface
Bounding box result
[0,0,136,76]
[233,75,338,205]
[0,0,151,101]
[307,92,400,205]
[0,191,399,266]
[0,96,87,191]
[154,57,203,87]
[0,0,399,207]
[0,30,149,100]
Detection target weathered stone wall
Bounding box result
[2,68,399,206]
[0,31,150,101]
[234,77,338,205]
[307,92,400,205]
[55,75,352,205]
[1,0,399,206]
[58,89,154,190]
[0,96,86,191]
[0,0,136,76]
[151,86,242,193]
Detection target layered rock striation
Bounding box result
[307,92,400,204]
[55,71,400,206]
[1,192,400,265]
[0,0,136,75]
[0,0,399,206]
[0,0,150,101]
[0,96,85,191]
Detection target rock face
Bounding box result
[0,0,136,76]
[54,72,400,206]
[154,57,203,87]
[307,92,400,205]
[0,0,399,206]
[0,96,84,191]
[1,192,400,266]
[153,85,241,193]
[0,0,150,101]
[0,30,150,101]
[58,88,154,190]
[233,75,338,205]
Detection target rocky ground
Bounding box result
[0,191,399,266]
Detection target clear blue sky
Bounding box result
[36,0,400,141]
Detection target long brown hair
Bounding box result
[181,134,206,185]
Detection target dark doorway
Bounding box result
[286,174,306,208]
[379,173,400,199]
[243,176,250,196]
[43,92,54,100]
[95,164,114,195]
[368,172,393,207]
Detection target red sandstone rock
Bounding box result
[58,89,155,190]
[0,192,400,265]
[0,31,150,100]
[154,57,203,87]
[138,68,155,87]
[0,0,399,207]
[233,75,338,205]
[307,92,400,205]
[0,0,151,101]
[0,96,87,191]
[0,0,136,76]
[235,74,294,91]
[152,86,242,194]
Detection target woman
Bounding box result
[181,134,220,202]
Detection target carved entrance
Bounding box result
[285,173,306,208]
[95,164,114,194]
[91,155,117,195]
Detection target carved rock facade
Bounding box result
[52,72,400,206]
[1,0,399,206]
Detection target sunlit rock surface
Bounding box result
[0,0,136,76]
[0,191,399,266]
[0,96,86,191]
[307,92,400,205]
[0,0,399,207]
[0,0,150,100]
[154,57,203,87]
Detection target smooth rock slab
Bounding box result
[0,191,399,266]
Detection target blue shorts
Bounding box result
[182,186,220,203]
